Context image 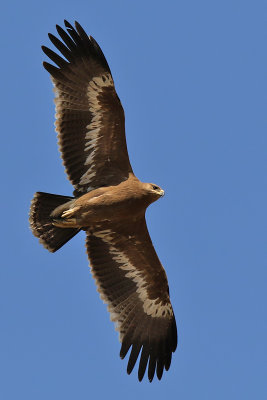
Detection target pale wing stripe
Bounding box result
[79,73,114,187]
[93,229,173,318]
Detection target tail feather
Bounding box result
[29,192,80,252]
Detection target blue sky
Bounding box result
[1,0,266,399]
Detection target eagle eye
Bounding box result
[152,185,159,190]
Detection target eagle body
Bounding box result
[29,21,177,382]
[51,174,164,228]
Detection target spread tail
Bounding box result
[29,192,80,252]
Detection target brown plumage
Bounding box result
[29,20,177,382]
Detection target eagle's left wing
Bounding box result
[86,217,177,382]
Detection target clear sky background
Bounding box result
[1,1,266,399]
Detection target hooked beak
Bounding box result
[160,189,165,197]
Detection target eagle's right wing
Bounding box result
[43,21,133,196]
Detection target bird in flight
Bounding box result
[29,20,177,382]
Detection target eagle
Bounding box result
[29,20,177,382]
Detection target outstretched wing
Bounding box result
[42,21,133,196]
[86,218,177,382]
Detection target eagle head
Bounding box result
[144,183,165,200]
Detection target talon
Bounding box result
[61,206,79,219]
[62,210,73,218]
[52,218,77,228]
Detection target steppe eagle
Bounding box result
[29,20,177,382]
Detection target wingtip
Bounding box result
[64,19,73,29]
[75,21,88,37]
[55,24,61,32]
[138,368,146,382]
[156,363,164,380]
[43,61,60,76]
